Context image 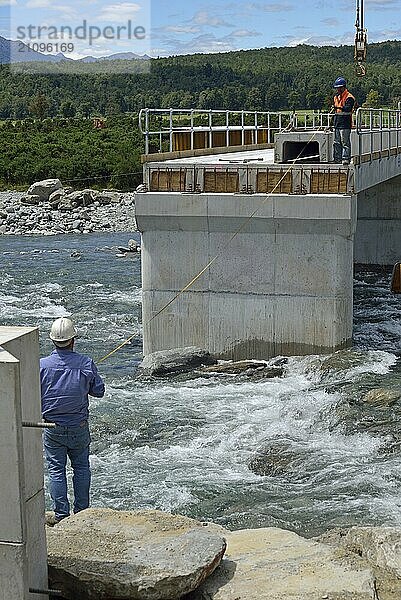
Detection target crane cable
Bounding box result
[355,0,367,77]
[98,120,337,364]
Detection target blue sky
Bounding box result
[1,0,401,59]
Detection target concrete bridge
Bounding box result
[135,108,401,360]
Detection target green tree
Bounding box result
[60,100,76,117]
[29,94,51,120]
[363,89,381,108]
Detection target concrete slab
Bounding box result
[161,147,275,166]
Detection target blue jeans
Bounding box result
[334,128,351,162]
[44,422,91,521]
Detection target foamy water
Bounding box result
[2,234,401,536]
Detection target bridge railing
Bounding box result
[139,108,333,155]
[355,107,401,162]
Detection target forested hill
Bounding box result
[1,41,401,118]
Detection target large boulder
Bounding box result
[187,527,376,600]
[47,509,226,600]
[140,346,217,377]
[48,189,65,208]
[66,189,98,207]
[27,179,62,201]
[317,526,401,599]
[341,527,401,578]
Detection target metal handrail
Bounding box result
[139,108,334,154]
[355,107,401,162]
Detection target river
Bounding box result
[2,232,401,538]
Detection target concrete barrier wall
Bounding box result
[136,192,356,359]
[0,327,47,600]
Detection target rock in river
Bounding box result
[47,508,226,600]
[140,346,217,377]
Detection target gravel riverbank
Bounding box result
[0,188,137,236]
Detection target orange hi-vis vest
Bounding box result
[334,89,355,112]
[334,89,356,127]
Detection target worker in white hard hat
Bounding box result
[40,317,105,524]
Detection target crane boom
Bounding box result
[355,0,367,76]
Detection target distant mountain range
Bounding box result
[0,36,150,64]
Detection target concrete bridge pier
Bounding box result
[136,191,357,359]
[355,173,401,265]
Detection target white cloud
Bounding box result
[96,2,142,23]
[190,10,233,28]
[229,29,261,38]
[321,17,339,27]
[243,2,294,13]
[160,25,200,34]
[25,0,52,7]
[366,0,400,8]
[370,26,401,40]
[286,34,354,47]
[152,32,237,56]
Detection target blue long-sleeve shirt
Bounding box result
[40,348,105,427]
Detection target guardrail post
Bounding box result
[190,109,194,151]
[144,109,149,155]
[169,108,173,153]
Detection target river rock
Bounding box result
[49,189,65,207]
[317,526,401,598]
[98,190,120,204]
[340,527,401,579]
[140,346,218,377]
[66,189,98,207]
[249,440,308,477]
[20,194,42,205]
[201,360,283,378]
[27,178,62,200]
[361,388,401,407]
[187,527,376,600]
[46,508,226,600]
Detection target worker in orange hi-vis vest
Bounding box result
[332,77,356,166]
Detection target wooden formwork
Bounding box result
[256,169,292,194]
[204,170,239,193]
[150,168,187,192]
[147,164,353,194]
[310,169,349,194]
[172,129,269,152]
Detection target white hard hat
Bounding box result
[50,317,77,347]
